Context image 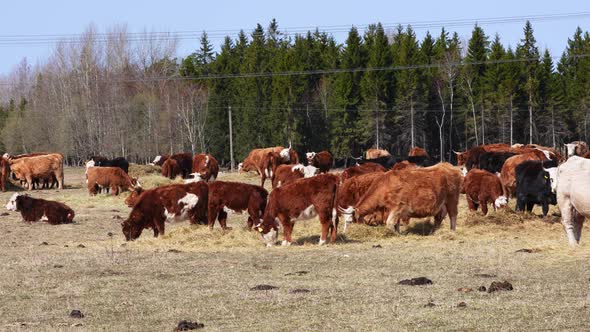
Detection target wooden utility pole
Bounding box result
[228,106,235,172]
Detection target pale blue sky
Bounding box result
[0,0,589,73]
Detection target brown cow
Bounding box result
[455,143,511,167]
[239,146,298,186]
[500,152,547,197]
[4,153,64,190]
[306,151,333,173]
[151,154,170,166]
[271,164,319,188]
[122,182,208,240]
[161,158,181,179]
[341,162,386,181]
[257,173,340,246]
[366,148,390,159]
[86,167,139,196]
[341,163,463,233]
[391,160,418,170]
[0,158,9,192]
[5,193,74,224]
[125,187,144,207]
[190,154,219,182]
[462,169,507,215]
[207,181,268,230]
[408,147,429,157]
[337,171,386,231]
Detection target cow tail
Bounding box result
[330,180,339,229]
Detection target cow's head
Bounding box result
[494,196,508,209]
[125,187,144,207]
[306,152,316,163]
[544,167,558,193]
[5,193,21,211]
[454,150,467,166]
[256,217,278,247]
[121,219,142,241]
[130,178,141,189]
[2,153,11,160]
[152,155,162,165]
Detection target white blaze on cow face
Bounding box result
[306,152,316,163]
[565,143,576,157]
[494,196,508,209]
[262,229,277,247]
[152,155,162,164]
[340,206,355,226]
[280,148,291,162]
[85,160,95,175]
[461,166,468,177]
[5,193,20,211]
[544,167,559,193]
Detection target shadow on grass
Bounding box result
[403,220,436,236]
[294,234,361,245]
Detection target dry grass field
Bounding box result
[0,166,589,331]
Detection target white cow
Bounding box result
[546,156,590,245]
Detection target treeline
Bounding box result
[1,20,590,164]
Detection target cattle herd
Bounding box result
[3,141,590,246]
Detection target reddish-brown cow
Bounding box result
[190,153,219,182]
[86,167,138,196]
[161,158,181,179]
[271,164,319,188]
[5,193,74,224]
[257,173,340,246]
[462,169,507,215]
[337,171,385,231]
[122,182,208,240]
[408,147,429,157]
[341,162,386,181]
[207,181,268,230]
[306,151,333,173]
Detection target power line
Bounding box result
[0,12,588,46]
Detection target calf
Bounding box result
[306,151,333,173]
[515,160,557,216]
[341,162,386,181]
[257,173,340,246]
[272,164,319,188]
[190,153,219,182]
[161,158,181,179]
[462,169,507,215]
[5,193,74,224]
[122,182,208,240]
[86,167,139,196]
[207,181,268,230]
[337,171,385,231]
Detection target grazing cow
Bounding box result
[207,181,268,230]
[169,153,193,179]
[5,193,74,224]
[545,156,590,245]
[122,182,209,240]
[239,146,297,186]
[478,152,516,174]
[189,153,219,182]
[161,158,181,179]
[500,152,548,197]
[341,163,386,181]
[152,154,170,166]
[256,173,340,246]
[88,156,130,174]
[515,160,557,216]
[306,151,333,173]
[272,164,319,188]
[340,163,463,233]
[86,167,139,196]
[4,153,64,190]
[337,172,386,231]
[125,187,144,207]
[565,141,588,158]
[462,169,507,215]
[366,148,391,159]
[408,147,429,157]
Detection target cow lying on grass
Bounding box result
[5,193,74,224]
[122,182,208,240]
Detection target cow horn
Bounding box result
[453,150,461,155]
[338,206,355,214]
[351,155,362,160]
[288,141,292,150]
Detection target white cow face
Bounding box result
[280,148,291,162]
[152,155,162,164]
[565,143,576,157]
[544,167,558,193]
[494,196,508,209]
[306,152,316,162]
[5,193,20,211]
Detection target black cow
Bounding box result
[357,154,433,169]
[407,155,434,167]
[478,152,516,173]
[92,156,130,174]
[515,160,558,216]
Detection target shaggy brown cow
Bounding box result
[4,153,64,190]
[341,163,463,233]
[341,162,386,181]
[5,193,74,224]
[125,187,144,207]
[239,146,298,186]
[455,143,511,167]
[366,148,390,159]
[161,158,181,179]
[500,152,547,197]
[462,169,507,215]
[408,147,429,157]
[337,171,386,231]
[271,164,319,188]
[207,181,268,230]
[306,151,333,173]
[122,182,208,240]
[86,167,139,196]
[257,173,340,246]
[152,154,170,166]
[190,153,219,182]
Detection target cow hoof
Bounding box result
[266,243,274,248]
[281,240,291,246]
[318,239,326,246]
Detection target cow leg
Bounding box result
[560,201,578,246]
[526,202,535,213]
[110,185,118,196]
[218,210,231,230]
[207,204,219,229]
[318,209,332,245]
[384,211,398,232]
[330,209,339,243]
[26,175,33,190]
[434,206,448,230]
[479,196,489,216]
[541,201,549,217]
[281,216,294,246]
[466,196,477,211]
[574,212,585,243]
[155,218,165,237]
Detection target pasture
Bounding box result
[0,167,589,331]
